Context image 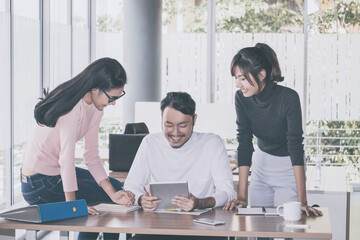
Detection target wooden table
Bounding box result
[0,207,332,240]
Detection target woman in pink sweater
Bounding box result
[21,57,134,240]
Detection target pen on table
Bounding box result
[143,186,153,204]
[164,208,178,212]
[285,223,310,229]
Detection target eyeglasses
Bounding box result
[101,89,126,103]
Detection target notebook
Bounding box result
[237,207,279,216]
[94,203,140,213]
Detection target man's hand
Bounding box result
[140,195,162,212]
[110,190,135,206]
[171,193,198,212]
[223,199,247,210]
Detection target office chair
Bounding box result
[124,122,149,134]
[108,122,149,172]
[109,133,147,172]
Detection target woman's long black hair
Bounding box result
[230,42,284,89]
[34,57,127,127]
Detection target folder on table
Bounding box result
[0,199,88,223]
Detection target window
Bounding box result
[49,0,71,89]
[13,0,40,204]
[96,0,125,155]
[305,0,360,181]
[215,0,304,104]
[161,0,359,180]
[1,0,358,209]
[72,0,90,76]
[162,0,208,103]
[96,0,124,60]
[0,0,11,208]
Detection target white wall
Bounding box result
[135,101,237,140]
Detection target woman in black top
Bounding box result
[223,43,321,216]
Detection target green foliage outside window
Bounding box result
[161,0,360,33]
[96,0,360,33]
[224,120,360,180]
[308,1,360,33]
[98,118,123,148]
[165,0,304,33]
[306,120,360,177]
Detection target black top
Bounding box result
[235,83,304,166]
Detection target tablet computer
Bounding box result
[149,181,189,211]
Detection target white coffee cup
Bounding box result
[277,201,302,221]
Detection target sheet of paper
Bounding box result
[94,203,140,213]
[154,208,212,216]
[285,223,310,229]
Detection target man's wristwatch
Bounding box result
[138,195,143,206]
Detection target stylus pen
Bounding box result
[285,223,310,229]
[122,187,133,206]
[143,186,153,204]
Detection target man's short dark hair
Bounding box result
[160,92,196,117]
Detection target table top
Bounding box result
[0,207,332,239]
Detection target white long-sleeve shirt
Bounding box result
[124,132,235,207]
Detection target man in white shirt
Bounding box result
[124,92,234,212]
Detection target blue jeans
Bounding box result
[21,167,122,240]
